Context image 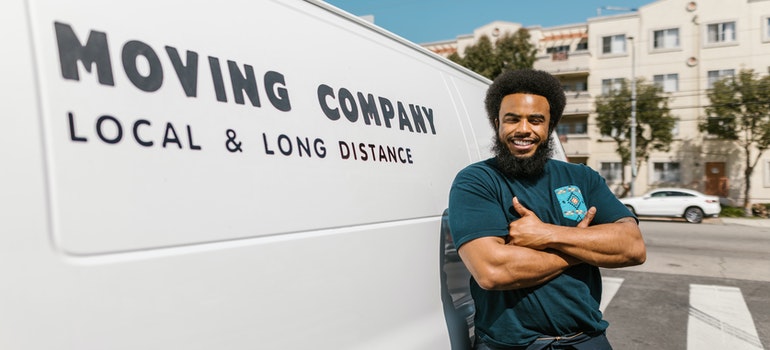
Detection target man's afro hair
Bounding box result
[484,69,566,132]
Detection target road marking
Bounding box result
[600,277,624,313]
[687,284,764,349]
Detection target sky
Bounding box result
[324,0,657,44]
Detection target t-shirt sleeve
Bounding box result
[448,165,510,248]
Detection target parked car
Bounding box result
[619,188,721,223]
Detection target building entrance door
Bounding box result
[705,162,727,197]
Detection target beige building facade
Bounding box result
[423,0,770,206]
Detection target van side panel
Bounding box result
[1,0,493,349]
[28,0,482,255]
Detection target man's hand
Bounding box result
[508,197,596,250]
[578,206,597,228]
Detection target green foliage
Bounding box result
[495,30,536,72]
[720,206,746,218]
[699,69,770,209]
[700,69,770,147]
[594,79,676,178]
[451,29,536,79]
[461,35,499,79]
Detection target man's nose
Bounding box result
[514,120,532,134]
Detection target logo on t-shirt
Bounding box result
[554,185,588,222]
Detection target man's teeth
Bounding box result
[513,139,534,145]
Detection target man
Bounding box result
[448,69,646,350]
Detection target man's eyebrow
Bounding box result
[502,112,547,118]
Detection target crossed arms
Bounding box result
[457,197,646,291]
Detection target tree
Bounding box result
[699,69,770,215]
[495,29,536,72]
[448,29,536,80]
[456,35,499,79]
[595,79,676,196]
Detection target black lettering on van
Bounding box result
[338,88,358,122]
[163,123,182,148]
[397,102,413,132]
[68,111,202,150]
[228,61,260,107]
[96,115,123,144]
[187,126,202,150]
[122,40,163,92]
[265,71,291,112]
[357,93,381,126]
[318,84,340,121]
[410,104,436,134]
[338,140,414,164]
[263,133,326,158]
[263,133,275,155]
[68,112,88,142]
[133,119,153,147]
[55,22,114,85]
[208,56,228,102]
[378,97,395,128]
[165,46,198,97]
[277,134,292,155]
[422,106,436,135]
[319,85,436,135]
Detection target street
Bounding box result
[602,219,770,349]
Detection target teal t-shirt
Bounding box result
[448,158,634,347]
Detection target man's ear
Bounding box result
[494,118,499,129]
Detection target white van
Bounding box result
[0,0,565,349]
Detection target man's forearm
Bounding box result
[460,239,581,290]
[547,219,646,268]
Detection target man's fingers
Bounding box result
[512,197,533,217]
[577,206,597,228]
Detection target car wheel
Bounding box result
[624,205,636,215]
[684,207,704,224]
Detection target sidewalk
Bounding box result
[710,217,770,228]
[639,216,770,227]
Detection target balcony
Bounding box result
[563,91,593,115]
[534,50,591,79]
[559,134,592,160]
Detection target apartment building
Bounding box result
[423,0,770,205]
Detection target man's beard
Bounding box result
[493,136,553,179]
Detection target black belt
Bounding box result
[475,331,611,350]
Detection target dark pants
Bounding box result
[474,332,612,350]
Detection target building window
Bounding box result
[707,21,736,44]
[707,69,735,89]
[547,45,570,61]
[546,45,570,54]
[600,162,623,183]
[652,162,681,183]
[764,17,770,42]
[763,160,770,187]
[653,73,679,92]
[672,119,680,137]
[556,119,588,136]
[601,78,623,95]
[576,39,588,51]
[704,116,730,136]
[653,28,680,49]
[602,34,626,54]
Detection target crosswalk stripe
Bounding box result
[600,277,624,313]
[687,284,764,349]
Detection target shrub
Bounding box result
[720,206,747,217]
